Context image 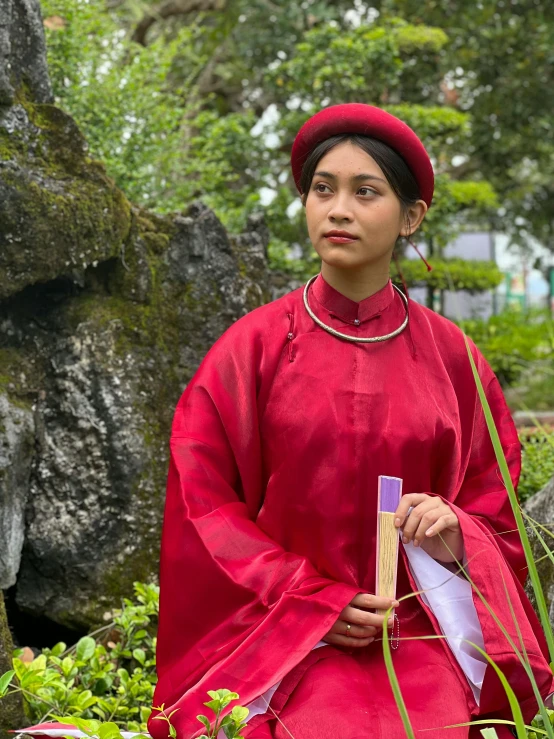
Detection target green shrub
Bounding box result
[518,428,554,503]
[460,308,554,387]
[527,707,554,738]
[8,582,159,730]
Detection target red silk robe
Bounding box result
[149,274,553,739]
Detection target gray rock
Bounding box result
[0,0,272,630]
[523,474,554,624]
[7,198,270,628]
[0,394,34,589]
[0,0,53,106]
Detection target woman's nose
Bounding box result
[327,196,354,222]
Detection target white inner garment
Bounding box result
[403,540,486,702]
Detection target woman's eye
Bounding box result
[313,183,377,196]
[358,187,377,197]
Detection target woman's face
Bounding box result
[304,141,410,272]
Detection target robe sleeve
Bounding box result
[148,321,360,739]
[445,341,553,721]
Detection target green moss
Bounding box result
[0,163,132,300]
[0,137,17,161]
[0,349,37,410]
[0,98,133,301]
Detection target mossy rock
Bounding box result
[12,202,271,629]
[0,0,272,630]
[0,101,131,301]
[524,474,554,627]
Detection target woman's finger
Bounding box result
[322,633,374,649]
[340,605,394,630]
[425,512,460,539]
[411,508,446,546]
[401,499,441,543]
[394,493,429,527]
[330,620,377,639]
[350,593,399,611]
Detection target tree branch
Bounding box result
[131,0,227,46]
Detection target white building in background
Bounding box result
[407,231,552,320]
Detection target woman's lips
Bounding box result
[325,235,358,244]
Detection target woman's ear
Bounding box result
[399,200,427,237]
[301,192,307,207]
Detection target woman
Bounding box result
[148,104,553,739]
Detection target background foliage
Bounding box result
[459,309,554,387]
[8,583,159,730]
[39,0,553,295]
[519,428,554,504]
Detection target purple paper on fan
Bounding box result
[379,476,402,513]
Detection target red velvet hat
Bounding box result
[290,103,434,207]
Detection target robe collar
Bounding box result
[311,272,395,325]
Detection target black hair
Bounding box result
[299,133,421,232]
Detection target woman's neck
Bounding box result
[320,263,390,303]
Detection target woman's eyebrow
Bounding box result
[313,170,387,184]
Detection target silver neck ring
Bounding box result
[302,274,409,344]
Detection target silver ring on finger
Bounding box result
[345,623,352,637]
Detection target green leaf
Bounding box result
[76,636,96,662]
[117,667,130,685]
[0,670,15,696]
[51,717,100,735]
[132,648,146,665]
[140,706,152,724]
[51,642,67,657]
[98,721,123,739]
[197,715,211,733]
[231,706,249,724]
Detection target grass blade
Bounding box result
[466,640,527,739]
[463,334,554,664]
[382,607,415,739]
[428,718,548,736]
[500,569,554,738]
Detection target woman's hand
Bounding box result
[322,593,399,648]
[394,493,463,563]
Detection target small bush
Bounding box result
[460,308,554,388]
[11,582,159,730]
[519,427,554,503]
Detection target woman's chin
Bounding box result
[319,251,368,271]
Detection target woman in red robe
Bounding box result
[148,104,553,739]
